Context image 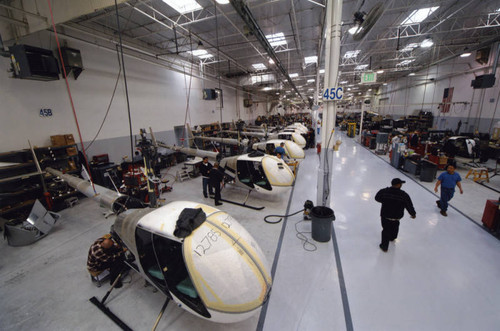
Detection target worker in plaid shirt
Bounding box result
[87,236,125,288]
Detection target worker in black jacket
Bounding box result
[209,162,224,206]
[375,178,416,252]
[199,157,214,198]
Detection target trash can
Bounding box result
[311,206,335,242]
[420,160,437,182]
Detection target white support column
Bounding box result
[317,0,342,207]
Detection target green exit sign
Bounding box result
[361,72,377,84]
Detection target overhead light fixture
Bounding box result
[420,37,434,48]
[304,56,318,64]
[307,79,315,83]
[198,54,213,59]
[269,58,275,64]
[377,69,384,74]
[215,0,230,4]
[252,63,267,70]
[368,89,372,91]
[347,87,351,91]
[266,32,287,47]
[344,50,361,59]
[399,43,420,52]
[460,49,471,58]
[162,0,202,14]
[319,69,325,74]
[355,64,368,70]
[399,59,415,66]
[190,49,208,57]
[339,80,348,84]
[409,72,416,76]
[383,83,388,86]
[262,87,272,91]
[348,25,362,35]
[289,73,299,78]
[401,6,439,25]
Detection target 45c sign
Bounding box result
[323,87,343,101]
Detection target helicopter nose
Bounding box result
[292,133,306,148]
[261,156,295,186]
[285,141,305,159]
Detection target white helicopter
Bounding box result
[251,139,305,162]
[152,129,296,199]
[46,167,272,325]
[222,129,307,149]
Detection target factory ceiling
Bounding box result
[1,0,500,105]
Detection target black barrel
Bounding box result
[311,206,335,242]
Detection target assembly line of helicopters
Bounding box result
[46,122,311,328]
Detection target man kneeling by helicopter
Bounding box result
[87,235,128,288]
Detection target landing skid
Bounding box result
[213,190,265,210]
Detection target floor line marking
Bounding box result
[256,165,299,331]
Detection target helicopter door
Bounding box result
[152,233,210,318]
[266,143,275,155]
[135,226,210,318]
[236,160,255,188]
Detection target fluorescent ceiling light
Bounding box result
[339,80,348,84]
[198,54,213,59]
[308,88,314,91]
[304,56,318,64]
[347,88,351,91]
[355,64,368,70]
[190,49,207,56]
[399,59,415,65]
[344,50,361,59]
[400,43,420,52]
[383,83,388,86]
[269,58,275,64]
[215,0,230,4]
[401,6,439,25]
[377,70,384,74]
[252,63,267,70]
[266,32,287,47]
[409,72,416,76]
[319,69,325,74]
[262,87,272,91]
[162,0,202,14]
[420,38,434,48]
[307,79,315,83]
[368,89,372,91]
[460,52,471,58]
[348,26,363,35]
[289,73,299,78]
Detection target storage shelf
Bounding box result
[0,199,36,216]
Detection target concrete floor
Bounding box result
[1,134,500,330]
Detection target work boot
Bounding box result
[436,200,441,208]
[440,210,447,217]
[379,244,388,252]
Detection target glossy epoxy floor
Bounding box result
[1,134,500,331]
[263,133,500,331]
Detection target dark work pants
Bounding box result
[211,183,221,204]
[439,187,455,212]
[380,217,400,250]
[202,177,213,197]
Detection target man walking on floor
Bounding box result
[434,164,463,217]
[375,178,416,252]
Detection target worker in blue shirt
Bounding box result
[274,142,286,157]
[434,164,463,216]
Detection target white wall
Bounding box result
[373,47,500,134]
[0,30,268,161]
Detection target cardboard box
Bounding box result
[66,147,78,156]
[50,135,66,146]
[64,134,75,145]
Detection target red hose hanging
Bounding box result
[46,0,96,192]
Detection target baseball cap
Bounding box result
[391,178,406,185]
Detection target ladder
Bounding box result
[176,169,190,182]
